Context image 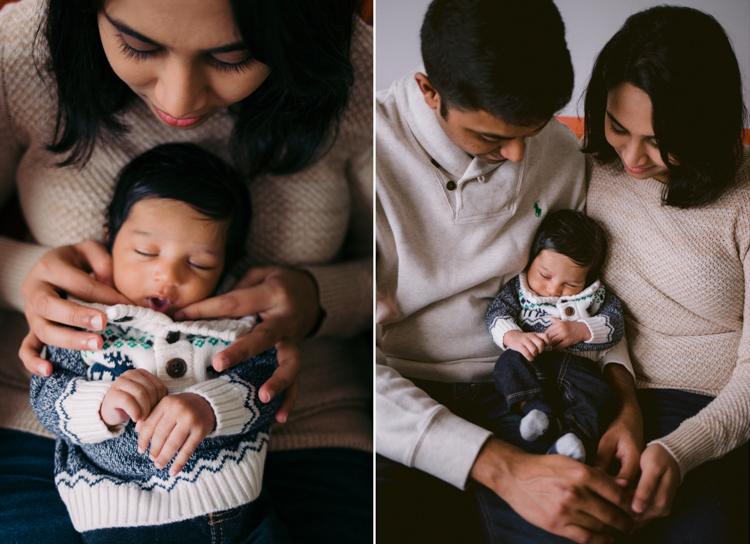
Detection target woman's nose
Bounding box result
[154,59,208,119]
[621,140,649,167]
[500,138,526,163]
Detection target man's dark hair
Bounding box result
[582,6,747,209]
[37,0,360,179]
[529,210,608,286]
[420,0,573,125]
[104,143,251,275]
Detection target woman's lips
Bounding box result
[147,296,172,314]
[624,163,654,174]
[153,106,203,128]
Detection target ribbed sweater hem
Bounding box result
[57,441,267,532]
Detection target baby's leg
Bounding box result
[494,350,565,443]
[553,353,618,463]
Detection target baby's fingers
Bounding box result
[151,423,188,471]
[168,432,205,476]
[137,402,164,454]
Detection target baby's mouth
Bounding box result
[147,296,172,314]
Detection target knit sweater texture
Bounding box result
[486,273,624,361]
[30,303,280,532]
[0,0,373,453]
[587,150,750,476]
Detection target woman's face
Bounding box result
[605,83,670,182]
[98,0,270,130]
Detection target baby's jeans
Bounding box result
[494,349,618,460]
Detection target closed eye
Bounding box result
[135,249,157,257]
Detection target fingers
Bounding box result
[274,378,299,423]
[234,266,273,289]
[258,340,300,404]
[631,461,664,515]
[615,444,642,485]
[584,468,633,515]
[137,401,164,454]
[19,330,52,376]
[212,320,282,371]
[174,286,271,321]
[75,240,116,287]
[167,432,204,476]
[593,435,616,473]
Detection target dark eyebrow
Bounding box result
[104,11,247,54]
[473,118,550,140]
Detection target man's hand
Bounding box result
[100,369,168,427]
[503,331,549,361]
[136,393,217,477]
[547,317,591,350]
[471,438,634,544]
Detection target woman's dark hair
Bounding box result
[582,6,747,209]
[38,0,360,178]
[420,0,573,125]
[104,143,251,274]
[529,210,608,287]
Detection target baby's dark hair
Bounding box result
[104,143,251,274]
[529,210,608,286]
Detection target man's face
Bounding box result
[415,73,549,164]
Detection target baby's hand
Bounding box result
[100,369,168,427]
[503,330,549,361]
[546,317,591,350]
[136,393,216,477]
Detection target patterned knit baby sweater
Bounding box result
[486,273,624,362]
[30,303,280,532]
[0,0,372,453]
[587,149,750,476]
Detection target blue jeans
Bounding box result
[0,430,372,544]
[82,490,291,544]
[377,382,750,544]
[494,350,618,461]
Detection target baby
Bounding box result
[30,143,290,542]
[486,209,623,463]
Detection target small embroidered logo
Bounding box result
[534,201,542,217]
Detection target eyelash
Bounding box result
[116,36,254,74]
[135,250,212,270]
[608,121,659,149]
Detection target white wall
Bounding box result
[375,0,750,119]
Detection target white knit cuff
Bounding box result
[488,318,523,349]
[186,377,255,438]
[648,419,717,481]
[581,317,611,344]
[57,380,122,444]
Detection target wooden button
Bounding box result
[565,307,575,317]
[166,331,180,344]
[446,181,457,191]
[166,358,186,378]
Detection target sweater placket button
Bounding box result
[167,358,186,378]
[446,181,457,191]
[166,331,180,344]
[565,307,575,317]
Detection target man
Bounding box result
[376,1,642,542]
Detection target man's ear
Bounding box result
[414,72,441,112]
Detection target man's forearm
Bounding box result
[604,362,640,415]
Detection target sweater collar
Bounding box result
[398,68,506,182]
[74,299,257,342]
[518,272,602,307]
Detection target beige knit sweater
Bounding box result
[0,0,373,453]
[587,150,750,476]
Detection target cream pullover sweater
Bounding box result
[587,151,750,476]
[0,0,373,453]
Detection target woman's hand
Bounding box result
[630,444,681,528]
[20,240,133,377]
[174,266,321,423]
